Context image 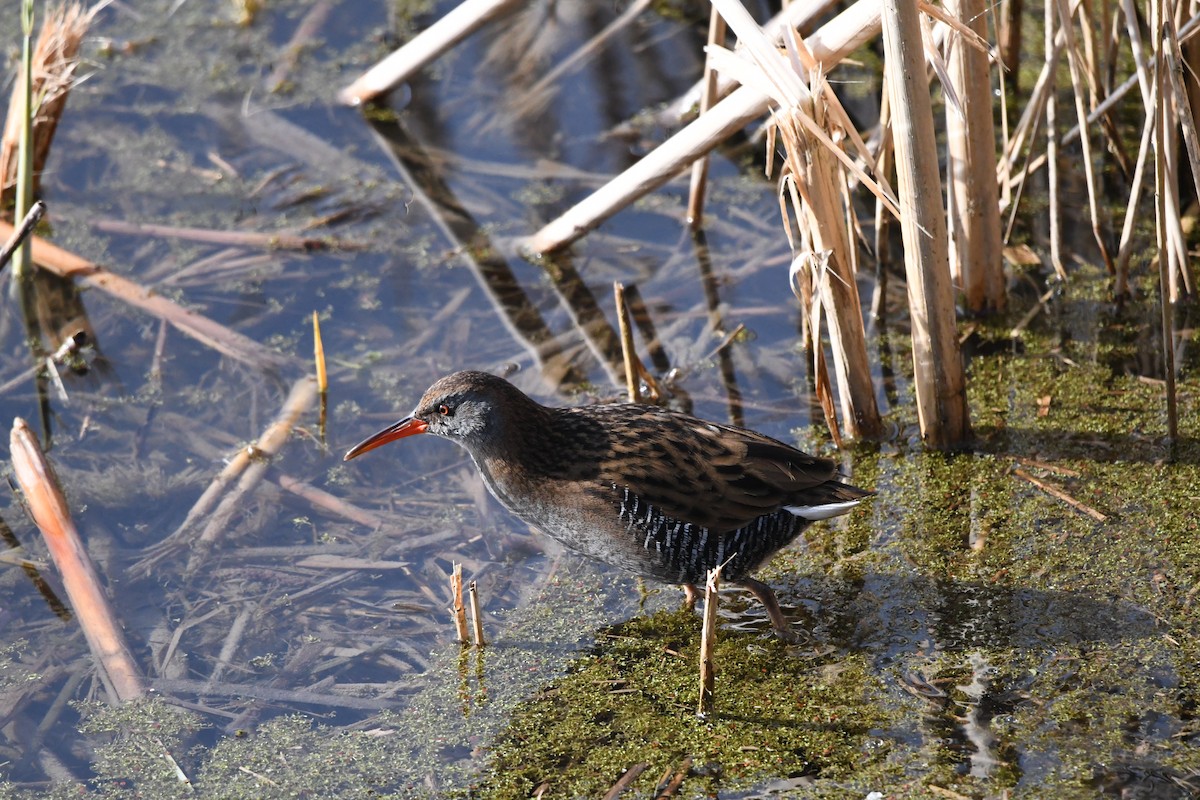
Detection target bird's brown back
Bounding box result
[501,402,864,534]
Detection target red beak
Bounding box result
[343,416,429,461]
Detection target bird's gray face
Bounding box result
[343,370,528,463]
[416,389,496,444]
[342,390,499,461]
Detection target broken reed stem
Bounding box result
[613,282,641,403]
[468,580,485,647]
[10,418,145,703]
[697,566,720,716]
[1012,467,1108,521]
[92,218,346,252]
[656,756,692,797]
[451,563,469,644]
[183,378,318,571]
[601,763,650,800]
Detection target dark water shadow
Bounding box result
[728,570,1162,658]
[973,426,1200,465]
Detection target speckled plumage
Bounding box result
[344,370,872,636]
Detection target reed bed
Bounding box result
[355,0,1197,445]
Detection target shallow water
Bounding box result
[0,0,1197,797]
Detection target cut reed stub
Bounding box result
[880,0,971,449]
[697,565,721,717]
[468,580,485,647]
[450,562,469,644]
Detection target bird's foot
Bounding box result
[682,583,699,610]
[737,577,801,642]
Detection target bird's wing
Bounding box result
[581,405,859,532]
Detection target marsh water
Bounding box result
[0,0,1197,797]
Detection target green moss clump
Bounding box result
[476,611,896,798]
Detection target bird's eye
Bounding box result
[438,403,452,416]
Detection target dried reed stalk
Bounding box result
[655,756,692,797]
[790,253,843,448]
[1114,0,1161,294]
[183,377,319,572]
[0,3,90,205]
[1000,35,1059,176]
[527,0,887,254]
[999,0,1022,90]
[11,0,35,293]
[882,0,971,448]
[697,566,719,716]
[264,0,333,94]
[1001,50,1053,248]
[1114,106,1154,294]
[659,0,844,126]
[601,764,649,800]
[944,0,1005,313]
[779,98,881,440]
[1161,14,1200,301]
[338,0,524,105]
[10,418,145,703]
[1143,1,1190,302]
[872,81,894,323]
[521,0,653,107]
[1012,468,1108,521]
[702,0,883,441]
[988,0,1012,211]
[92,219,345,252]
[1153,15,1179,440]
[1044,0,1065,279]
[1050,0,1114,274]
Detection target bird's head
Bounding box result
[344,370,534,461]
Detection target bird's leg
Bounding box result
[681,583,699,610]
[738,578,798,641]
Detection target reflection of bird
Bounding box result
[345,371,872,637]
